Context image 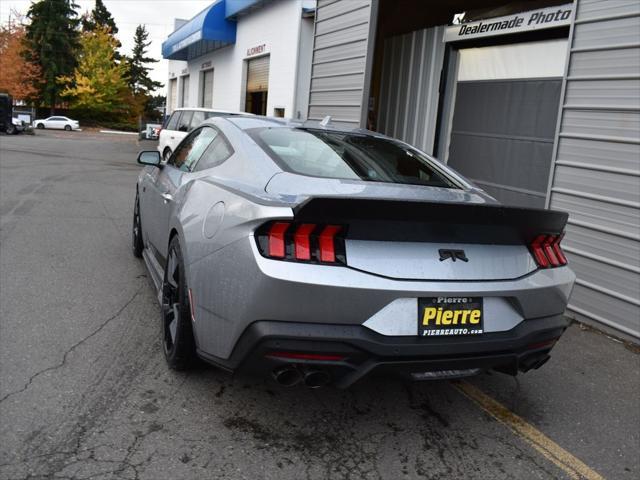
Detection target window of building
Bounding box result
[274,107,285,118]
[245,55,269,115]
[200,69,214,107]
[180,75,190,107]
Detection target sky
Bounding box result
[0,0,213,95]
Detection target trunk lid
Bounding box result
[292,195,568,281]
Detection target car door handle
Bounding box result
[161,192,173,203]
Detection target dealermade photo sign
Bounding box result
[444,4,573,42]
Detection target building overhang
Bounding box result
[162,0,236,61]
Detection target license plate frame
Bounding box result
[418,297,484,337]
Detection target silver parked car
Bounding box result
[33,115,79,131]
[133,116,575,388]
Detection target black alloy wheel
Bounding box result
[36,123,44,129]
[132,193,143,258]
[161,237,196,370]
[163,148,172,163]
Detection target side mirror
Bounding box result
[137,150,162,167]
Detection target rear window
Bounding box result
[249,128,459,188]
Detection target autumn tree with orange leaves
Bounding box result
[0,23,42,102]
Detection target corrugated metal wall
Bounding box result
[308,0,374,126]
[378,27,445,154]
[547,0,640,339]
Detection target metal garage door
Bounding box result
[446,40,567,208]
[180,75,189,107]
[247,56,269,92]
[308,0,376,127]
[201,69,213,108]
[246,56,269,115]
[547,0,640,340]
[378,26,446,155]
[168,78,177,113]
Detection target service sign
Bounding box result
[444,4,573,42]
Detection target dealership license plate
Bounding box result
[418,297,484,337]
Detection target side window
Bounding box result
[166,111,180,131]
[169,127,218,172]
[178,111,193,132]
[194,132,234,171]
[190,111,205,130]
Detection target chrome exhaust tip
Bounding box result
[303,369,331,389]
[272,366,302,387]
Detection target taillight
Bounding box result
[530,233,568,268]
[319,225,341,262]
[268,222,290,258]
[256,221,346,265]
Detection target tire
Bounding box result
[6,123,16,135]
[64,125,72,131]
[163,148,172,163]
[132,193,143,258]
[161,236,196,370]
[36,123,44,129]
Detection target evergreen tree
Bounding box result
[82,0,118,35]
[127,25,162,95]
[24,0,80,112]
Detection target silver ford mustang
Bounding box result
[132,116,575,388]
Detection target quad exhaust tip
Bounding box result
[272,366,303,387]
[303,369,331,388]
[272,366,331,388]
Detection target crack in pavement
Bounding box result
[0,288,142,404]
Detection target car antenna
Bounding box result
[319,115,332,128]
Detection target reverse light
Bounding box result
[256,221,346,265]
[530,233,568,269]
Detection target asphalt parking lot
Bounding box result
[0,129,638,480]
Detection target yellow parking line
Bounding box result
[452,380,605,480]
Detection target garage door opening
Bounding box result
[200,69,214,108]
[245,55,269,115]
[180,75,190,108]
[168,78,177,113]
[445,39,567,208]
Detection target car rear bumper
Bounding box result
[197,313,569,388]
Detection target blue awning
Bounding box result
[224,0,271,19]
[162,0,236,61]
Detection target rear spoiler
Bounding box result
[293,197,568,244]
